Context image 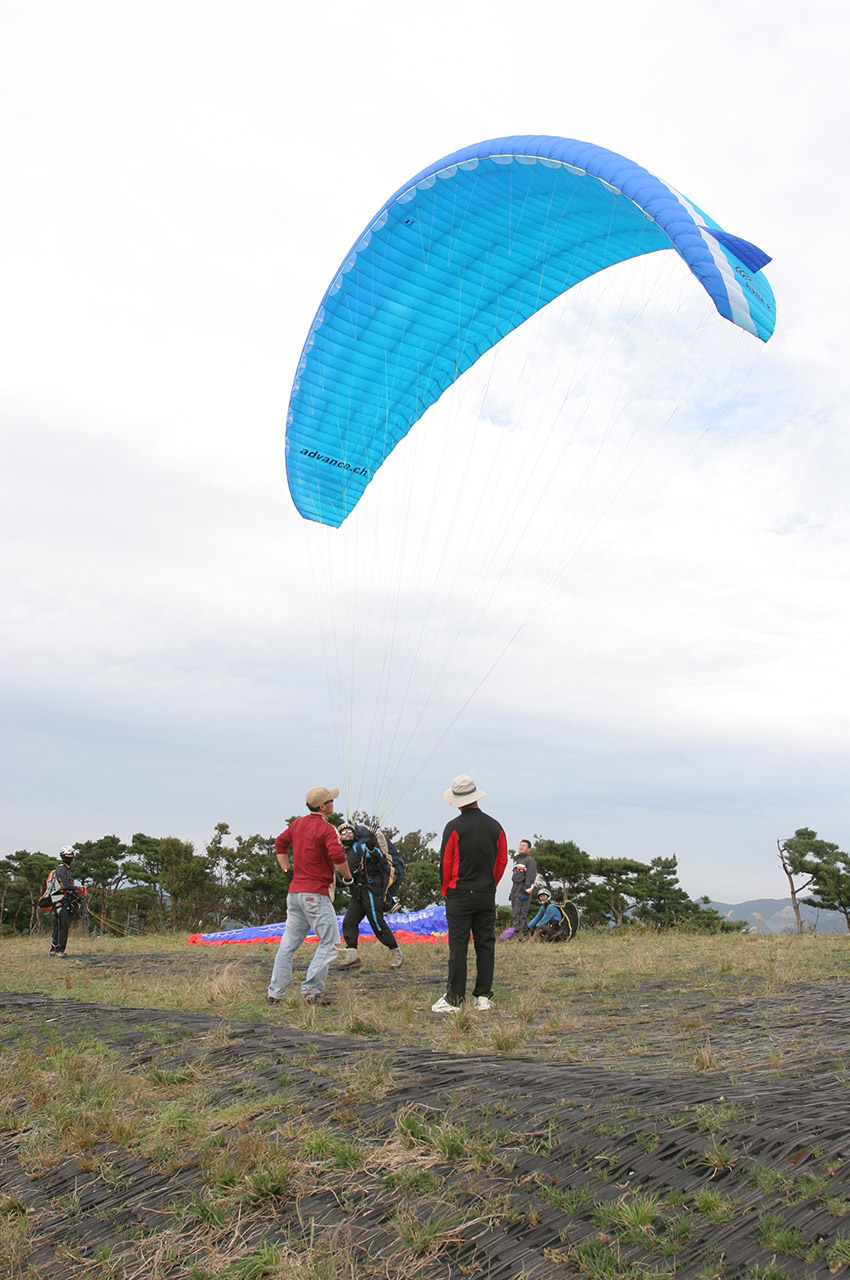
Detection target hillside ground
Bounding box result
[1,929,849,1278]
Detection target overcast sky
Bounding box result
[2,0,848,905]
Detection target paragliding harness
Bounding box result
[538,899,580,941]
[38,869,82,914]
[346,827,405,910]
[368,829,405,912]
[38,869,66,912]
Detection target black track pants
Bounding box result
[342,883,398,951]
[445,888,496,1004]
[51,904,71,954]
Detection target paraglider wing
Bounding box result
[285,135,775,528]
[187,904,448,946]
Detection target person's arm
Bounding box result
[440,824,459,896]
[524,857,537,893]
[325,824,352,881]
[274,827,293,875]
[57,865,76,897]
[493,828,508,886]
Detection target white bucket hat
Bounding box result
[443,774,486,807]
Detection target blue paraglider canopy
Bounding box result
[286,135,775,528]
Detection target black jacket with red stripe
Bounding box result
[440,806,508,895]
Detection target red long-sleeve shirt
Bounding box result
[275,813,347,895]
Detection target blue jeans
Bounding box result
[268,892,339,998]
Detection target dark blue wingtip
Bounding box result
[706,228,772,275]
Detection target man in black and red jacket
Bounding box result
[432,775,507,1013]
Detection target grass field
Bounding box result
[2,928,849,1278]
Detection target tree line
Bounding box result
[4,819,845,937]
[0,819,439,935]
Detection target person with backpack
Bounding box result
[335,823,404,970]
[44,846,80,957]
[527,888,570,941]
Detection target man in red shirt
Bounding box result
[432,774,508,1013]
[268,784,352,1006]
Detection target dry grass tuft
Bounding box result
[0,1195,31,1276]
[200,961,255,1006]
[693,1040,721,1072]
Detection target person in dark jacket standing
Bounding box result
[48,846,79,957]
[510,839,538,937]
[432,775,507,1013]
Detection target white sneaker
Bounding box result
[389,947,403,968]
[431,995,459,1013]
[473,996,494,1011]
[334,948,362,969]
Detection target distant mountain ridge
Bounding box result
[707,897,848,934]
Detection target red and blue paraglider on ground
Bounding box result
[188,904,447,947]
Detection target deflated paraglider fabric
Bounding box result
[187,903,448,946]
[286,135,775,528]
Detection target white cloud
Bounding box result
[1,0,847,901]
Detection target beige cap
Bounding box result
[443,774,486,807]
[306,784,339,809]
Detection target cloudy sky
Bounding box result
[2,0,848,905]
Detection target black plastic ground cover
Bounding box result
[2,985,849,1278]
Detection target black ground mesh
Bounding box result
[2,969,849,1278]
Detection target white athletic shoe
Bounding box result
[473,996,494,1011]
[334,948,362,969]
[431,995,459,1013]
[389,947,403,968]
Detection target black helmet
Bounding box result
[60,846,77,863]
